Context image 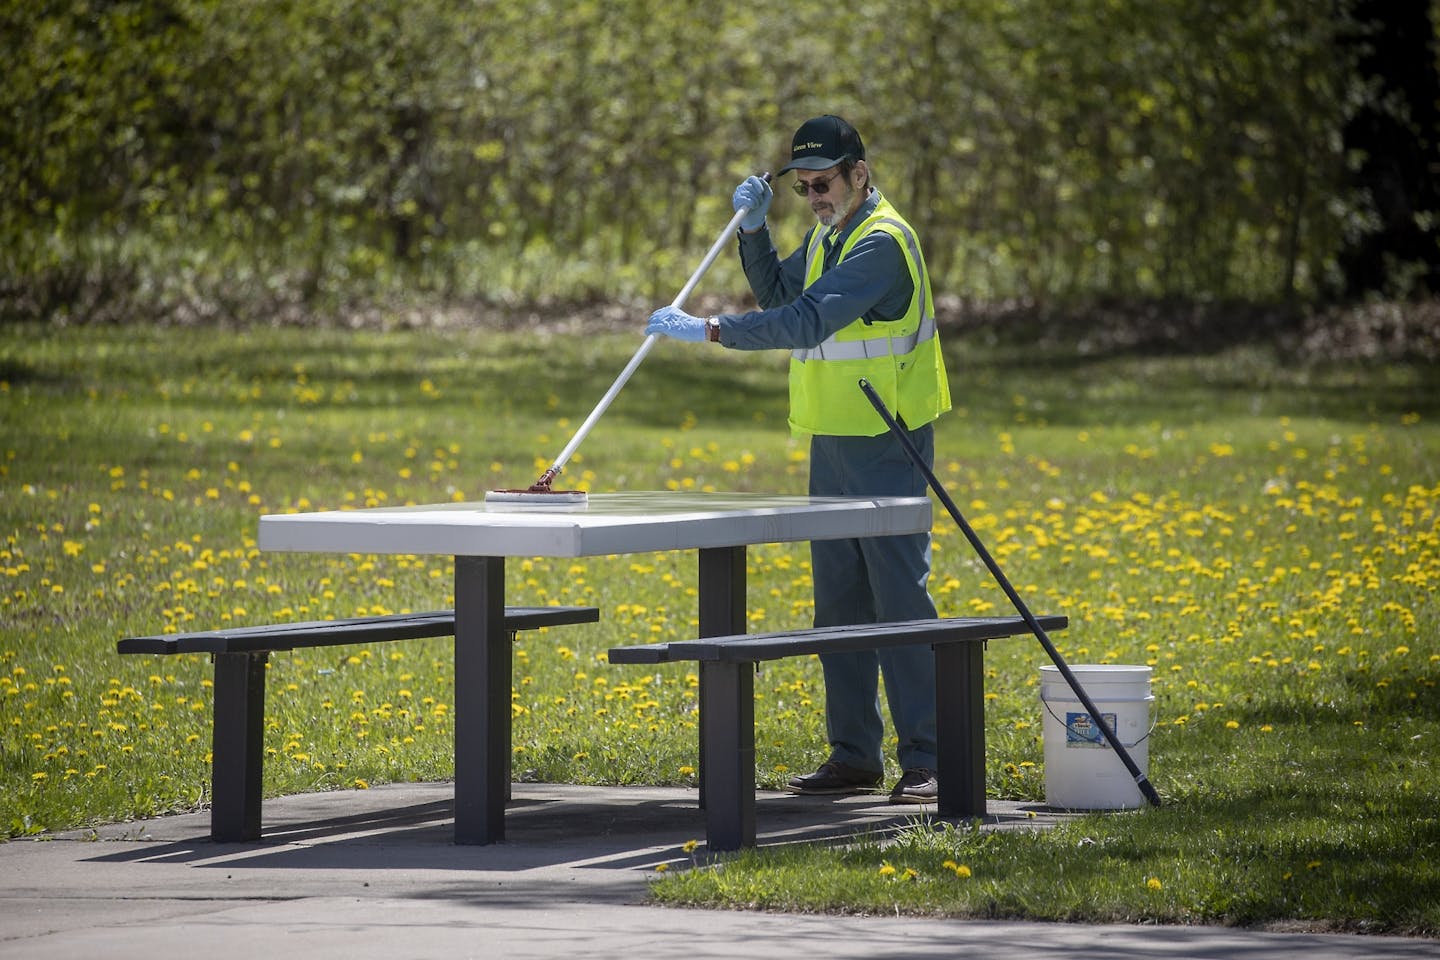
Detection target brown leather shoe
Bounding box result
[889,768,938,804]
[785,760,884,795]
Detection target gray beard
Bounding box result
[817,183,861,228]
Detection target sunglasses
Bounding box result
[791,170,844,196]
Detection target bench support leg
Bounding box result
[454,555,508,845]
[697,546,746,813]
[935,640,987,819]
[700,660,755,851]
[211,651,267,842]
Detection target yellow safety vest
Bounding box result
[788,194,952,436]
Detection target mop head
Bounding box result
[484,488,589,507]
[485,465,588,508]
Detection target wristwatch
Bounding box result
[706,317,721,342]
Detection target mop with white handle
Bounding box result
[486,175,770,507]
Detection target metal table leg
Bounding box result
[454,555,508,844]
[697,545,749,845]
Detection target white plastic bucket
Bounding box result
[1039,664,1153,809]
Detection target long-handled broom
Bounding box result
[858,378,1162,807]
[486,175,771,507]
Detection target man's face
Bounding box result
[794,165,861,228]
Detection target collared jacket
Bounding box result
[719,189,951,436]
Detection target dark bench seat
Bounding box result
[609,614,1066,851]
[120,606,599,841]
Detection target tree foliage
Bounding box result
[1,0,1435,322]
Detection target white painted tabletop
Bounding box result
[257,492,932,558]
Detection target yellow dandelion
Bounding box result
[654,862,670,873]
[953,864,972,878]
[1146,877,1163,890]
[682,839,699,854]
[878,863,897,877]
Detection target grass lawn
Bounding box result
[1,319,1436,934]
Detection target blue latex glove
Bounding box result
[733,175,772,232]
[645,305,708,342]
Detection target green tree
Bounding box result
[0,0,1429,320]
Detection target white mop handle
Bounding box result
[669,203,752,309]
[544,202,754,479]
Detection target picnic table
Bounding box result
[257,491,934,845]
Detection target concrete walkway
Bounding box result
[3,782,1436,959]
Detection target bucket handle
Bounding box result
[1041,697,1157,749]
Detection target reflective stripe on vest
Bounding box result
[792,217,936,363]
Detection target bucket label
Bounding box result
[1065,711,1117,747]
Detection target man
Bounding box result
[645,115,953,804]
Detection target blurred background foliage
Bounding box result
[2,0,1437,326]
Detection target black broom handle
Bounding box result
[858,378,1161,807]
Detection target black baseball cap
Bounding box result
[778,115,866,174]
